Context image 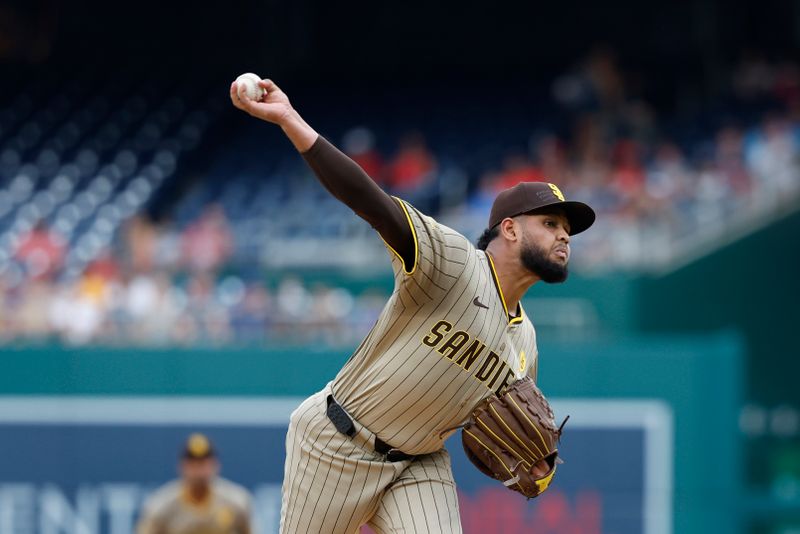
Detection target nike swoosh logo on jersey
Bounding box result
[473,296,489,309]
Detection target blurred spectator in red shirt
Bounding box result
[85,248,121,282]
[14,220,64,280]
[534,134,572,188]
[181,204,233,273]
[342,127,386,184]
[125,215,159,272]
[388,132,437,191]
[611,139,645,196]
[492,153,545,191]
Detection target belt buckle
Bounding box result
[374,436,411,462]
[385,448,409,462]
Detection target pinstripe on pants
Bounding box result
[280,385,462,534]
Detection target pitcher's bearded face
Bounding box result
[517,212,571,283]
[520,233,568,283]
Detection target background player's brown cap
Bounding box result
[489,182,596,235]
[181,433,216,460]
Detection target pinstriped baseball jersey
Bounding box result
[137,479,252,534]
[332,198,538,456]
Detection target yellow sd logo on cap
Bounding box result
[188,433,211,456]
[548,183,565,201]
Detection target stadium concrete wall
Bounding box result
[0,333,743,534]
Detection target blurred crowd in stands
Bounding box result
[0,50,798,345]
[0,208,388,346]
[450,50,800,267]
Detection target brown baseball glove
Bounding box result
[461,376,566,499]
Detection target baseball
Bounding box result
[236,73,266,102]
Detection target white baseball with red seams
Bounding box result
[235,72,266,101]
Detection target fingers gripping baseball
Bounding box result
[230,74,293,125]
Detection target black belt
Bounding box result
[326,395,415,462]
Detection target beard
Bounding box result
[520,237,568,283]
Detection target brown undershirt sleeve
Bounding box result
[301,136,415,267]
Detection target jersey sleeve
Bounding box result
[136,482,178,534]
[216,478,254,534]
[135,500,166,534]
[383,197,472,303]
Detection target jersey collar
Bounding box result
[486,252,524,326]
[181,483,213,510]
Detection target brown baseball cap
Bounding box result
[489,182,596,235]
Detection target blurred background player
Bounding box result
[137,433,253,534]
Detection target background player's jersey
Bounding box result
[332,198,538,455]
[137,478,252,534]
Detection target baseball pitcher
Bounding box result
[230,76,595,534]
